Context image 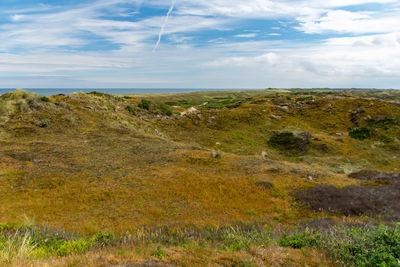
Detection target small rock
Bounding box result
[279,106,289,112]
[270,114,282,120]
[298,132,312,140]
[32,158,44,164]
[181,107,200,116]
[210,150,221,159]
[336,132,344,136]
[261,151,267,160]
[207,116,216,124]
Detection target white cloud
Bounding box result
[297,10,400,34]
[10,14,26,21]
[235,33,257,38]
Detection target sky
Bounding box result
[0,0,399,89]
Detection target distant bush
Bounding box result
[159,103,173,116]
[37,119,51,128]
[88,91,111,97]
[138,99,151,110]
[40,96,51,102]
[349,127,372,140]
[296,96,314,102]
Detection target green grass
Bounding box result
[279,224,400,267]
[0,222,113,262]
[2,221,400,266]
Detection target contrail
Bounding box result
[153,0,175,51]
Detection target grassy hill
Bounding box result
[0,89,399,266]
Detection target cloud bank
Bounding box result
[0,0,399,88]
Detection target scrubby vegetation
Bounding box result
[0,88,399,266]
[279,223,400,267]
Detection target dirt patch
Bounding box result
[292,177,400,222]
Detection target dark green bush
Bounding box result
[40,96,51,102]
[88,91,111,97]
[349,127,372,140]
[38,119,51,128]
[159,103,173,116]
[138,99,151,110]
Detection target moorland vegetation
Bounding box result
[0,88,399,266]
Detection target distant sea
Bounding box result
[0,88,248,96]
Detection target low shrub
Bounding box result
[40,96,51,102]
[159,103,173,116]
[278,224,400,267]
[88,91,111,97]
[37,119,51,128]
[138,99,151,110]
[349,127,372,140]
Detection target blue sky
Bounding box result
[0,0,399,88]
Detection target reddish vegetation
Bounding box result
[293,171,400,222]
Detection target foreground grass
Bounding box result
[1,221,399,266]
